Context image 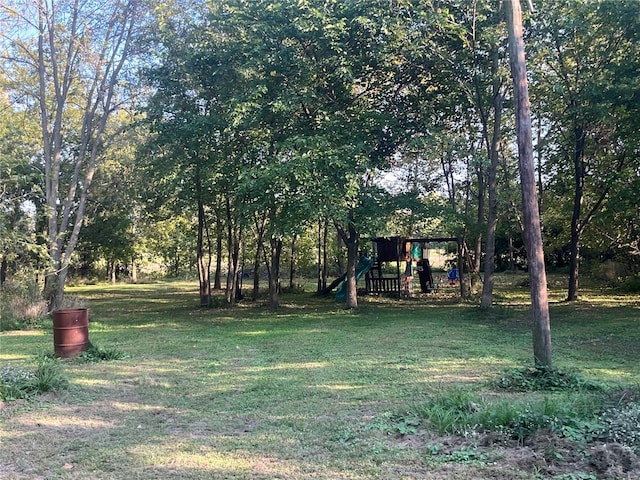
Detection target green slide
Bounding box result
[335,256,374,302]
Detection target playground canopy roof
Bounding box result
[369,236,459,262]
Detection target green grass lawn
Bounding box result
[1,275,639,479]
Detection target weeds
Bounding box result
[597,403,640,452]
[413,388,608,444]
[425,444,492,465]
[493,365,603,392]
[77,342,128,362]
[0,356,68,401]
[0,280,48,331]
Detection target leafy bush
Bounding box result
[597,403,640,452]
[0,356,68,401]
[619,274,640,294]
[493,365,603,392]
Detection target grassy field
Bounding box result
[1,274,639,479]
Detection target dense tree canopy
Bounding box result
[1,1,638,325]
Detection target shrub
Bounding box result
[32,355,69,393]
[619,275,640,294]
[413,388,478,435]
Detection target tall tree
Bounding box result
[0,87,43,285]
[505,0,552,367]
[528,0,640,300]
[1,0,140,309]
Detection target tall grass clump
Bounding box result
[413,388,607,444]
[77,342,128,362]
[0,355,68,401]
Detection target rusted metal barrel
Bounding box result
[52,308,89,358]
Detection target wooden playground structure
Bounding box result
[364,236,461,298]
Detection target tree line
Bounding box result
[1,0,639,317]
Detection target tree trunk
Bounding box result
[322,224,328,290]
[567,125,586,301]
[34,1,138,310]
[336,228,345,276]
[289,234,297,289]
[1,255,7,285]
[458,239,469,299]
[196,176,210,307]
[336,211,359,309]
[269,237,283,309]
[345,235,358,309]
[253,215,268,301]
[474,160,485,285]
[225,199,242,304]
[214,215,223,290]
[317,219,323,294]
[505,0,553,367]
[131,258,137,284]
[481,53,505,309]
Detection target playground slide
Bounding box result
[335,256,374,302]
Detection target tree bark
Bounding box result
[269,237,283,309]
[131,259,137,284]
[289,234,297,289]
[567,125,586,301]
[196,174,210,307]
[481,52,505,309]
[214,214,223,290]
[336,210,359,309]
[253,215,268,301]
[317,219,323,294]
[505,0,553,367]
[0,255,6,285]
[225,198,242,304]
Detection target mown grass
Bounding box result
[1,274,639,479]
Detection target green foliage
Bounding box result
[365,413,420,436]
[619,274,640,294]
[77,343,128,362]
[553,474,597,480]
[32,355,69,393]
[597,403,640,452]
[414,388,608,444]
[0,364,37,400]
[493,365,604,392]
[413,388,478,435]
[426,445,491,465]
[0,281,48,331]
[506,398,603,444]
[0,356,68,401]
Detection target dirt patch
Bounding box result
[386,428,640,479]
